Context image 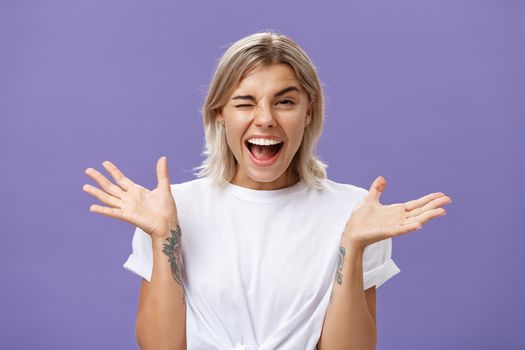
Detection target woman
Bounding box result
[83,31,451,350]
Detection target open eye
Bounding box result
[278,99,295,105]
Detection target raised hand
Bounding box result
[82,156,178,240]
[343,176,452,249]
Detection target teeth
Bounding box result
[246,138,283,146]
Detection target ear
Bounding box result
[216,109,224,124]
[306,104,313,125]
[305,108,312,126]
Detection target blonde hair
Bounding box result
[193,30,328,189]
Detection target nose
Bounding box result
[253,104,275,128]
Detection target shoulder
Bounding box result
[170,177,212,195]
[321,178,369,200]
[168,177,220,207]
[306,178,368,214]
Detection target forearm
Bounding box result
[318,238,376,350]
[137,224,186,350]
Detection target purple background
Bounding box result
[1,0,523,349]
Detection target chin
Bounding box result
[245,169,284,183]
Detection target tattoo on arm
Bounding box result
[335,246,345,285]
[329,246,347,303]
[161,224,184,287]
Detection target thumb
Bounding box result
[156,156,171,191]
[368,176,386,202]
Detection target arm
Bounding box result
[136,224,186,350]
[317,239,377,350]
[318,175,451,350]
[82,157,188,349]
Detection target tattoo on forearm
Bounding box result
[161,225,184,287]
[335,246,345,285]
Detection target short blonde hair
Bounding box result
[193,31,328,189]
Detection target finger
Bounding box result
[404,207,446,226]
[102,161,135,191]
[82,184,121,208]
[406,195,452,218]
[404,192,447,212]
[85,167,124,198]
[368,176,386,202]
[88,204,124,220]
[156,156,171,191]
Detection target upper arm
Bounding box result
[365,285,377,325]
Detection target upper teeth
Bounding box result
[247,138,283,146]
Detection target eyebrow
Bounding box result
[231,86,300,102]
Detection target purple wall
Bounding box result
[1,0,523,349]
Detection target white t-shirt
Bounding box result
[123,177,400,350]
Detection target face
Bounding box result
[217,63,312,190]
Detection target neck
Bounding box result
[230,168,300,190]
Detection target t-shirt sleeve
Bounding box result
[123,226,153,282]
[362,237,400,290]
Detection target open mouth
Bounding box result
[244,140,284,164]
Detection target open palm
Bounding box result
[82,156,178,240]
[344,176,452,249]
